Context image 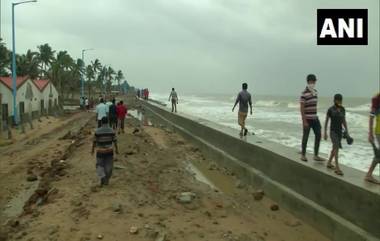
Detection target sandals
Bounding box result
[326,163,335,169]
[334,169,344,176]
[365,176,380,185]
[313,156,326,162]
[300,156,308,162]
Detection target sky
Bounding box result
[0,0,379,97]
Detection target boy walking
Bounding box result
[324,94,348,176]
[116,101,127,134]
[168,88,178,113]
[300,74,324,162]
[232,83,252,136]
[91,117,119,186]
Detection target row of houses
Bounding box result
[0,76,59,124]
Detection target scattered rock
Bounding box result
[26,175,38,182]
[270,204,279,211]
[208,162,217,171]
[6,219,19,228]
[155,232,166,241]
[253,190,265,201]
[97,234,104,239]
[235,180,244,189]
[177,192,196,204]
[129,226,139,234]
[284,220,302,227]
[112,203,122,212]
[114,164,126,170]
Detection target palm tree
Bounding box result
[50,50,75,100]
[85,64,95,98]
[115,70,124,92]
[16,50,39,79]
[106,66,115,95]
[91,59,101,94]
[37,43,55,78]
[0,38,10,76]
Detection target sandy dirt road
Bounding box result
[0,109,329,241]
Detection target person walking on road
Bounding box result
[109,99,118,130]
[300,74,324,162]
[91,117,119,186]
[96,98,108,128]
[232,82,252,136]
[365,92,380,184]
[116,100,127,134]
[324,94,349,176]
[169,88,178,113]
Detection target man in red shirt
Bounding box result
[116,101,127,134]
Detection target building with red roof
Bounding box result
[0,76,59,122]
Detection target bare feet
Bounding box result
[365,176,380,185]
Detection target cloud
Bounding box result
[0,0,378,96]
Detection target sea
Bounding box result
[150,92,379,175]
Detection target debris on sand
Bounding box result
[270,204,279,211]
[253,189,265,201]
[26,174,38,182]
[129,226,139,234]
[177,192,196,204]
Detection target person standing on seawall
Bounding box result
[365,92,380,184]
[168,88,178,113]
[232,82,253,136]
[300,74,324,162]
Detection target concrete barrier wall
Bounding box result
[140,100,380,241]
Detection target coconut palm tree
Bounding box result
[106,66,115,95]
[115,70,124,92]
[0,38,10,76]
[37,43,55,78]
[16,50,39,79]
[85,64,95,98]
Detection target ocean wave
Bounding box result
[346,103,370,113]
[255,100,282,107]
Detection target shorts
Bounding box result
[330,131,342,149]
[238,112,248,127]
[171,98,177,104]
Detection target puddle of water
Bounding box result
[185,162,218,190]
[129,109,153,126]
[3,181,40,218]
[187,159,236,195]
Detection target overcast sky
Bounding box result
[0,0,379,97]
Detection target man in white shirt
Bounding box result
[96,98,109,128]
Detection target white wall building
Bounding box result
[0,76,59,122]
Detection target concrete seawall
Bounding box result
[139,99,380,241]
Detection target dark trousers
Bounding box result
[97,120,102,128]
[96,154,114,185]
[302,118,321,156]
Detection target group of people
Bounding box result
[232,74,380,183]
[91,97,128,186]
[95,97,128,133]
[80,96,91,111]
[137,88,150,100]
[90,76,380,187]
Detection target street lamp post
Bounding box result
[11,0,37,125]
[80,48,94,99]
